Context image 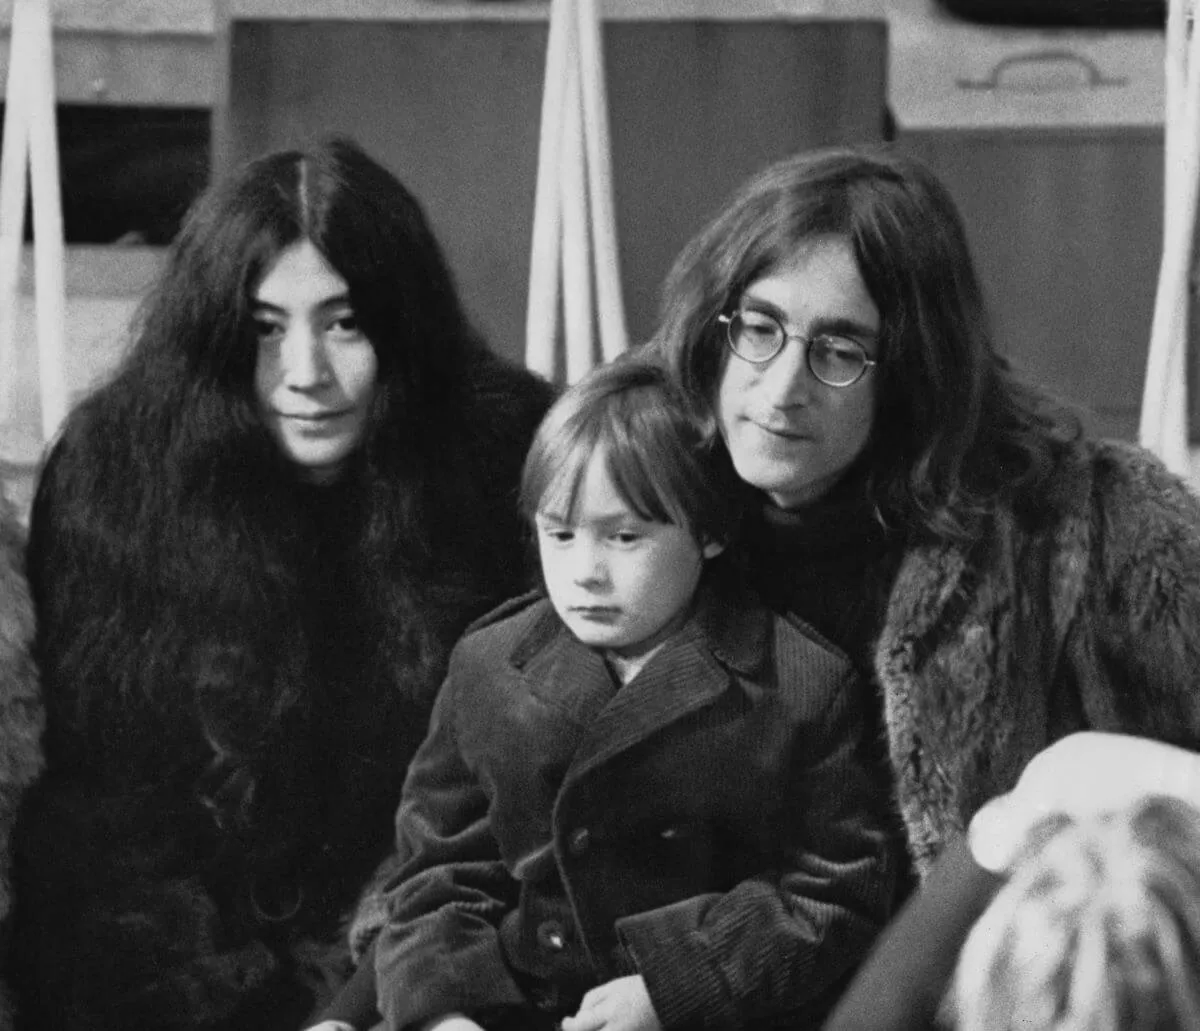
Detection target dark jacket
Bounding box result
[374,577,899,1031]
[11,354,552,1031]
[0,492,42,1031]
[877,440,1200,878]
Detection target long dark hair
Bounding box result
[28,137,543,851]
[650,146,1081,543]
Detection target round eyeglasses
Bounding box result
[718,310,879,388]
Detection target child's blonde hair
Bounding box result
[955,795,1200,1031]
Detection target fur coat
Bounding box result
[877,438,1200,878]
[0,491,42,1031]
[10,354,552,1031]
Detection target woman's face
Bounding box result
[252,240,378,484]
[715,235,880,509]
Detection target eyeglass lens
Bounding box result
[727,311,869,387]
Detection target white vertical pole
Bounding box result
[525,0,572,381]
[1141,0,1198,478]
[576,0,628,362]
[0,0,33,429]
[24,0,68,442]
[525,0,626,384]
[560,50,595,385]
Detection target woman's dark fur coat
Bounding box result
[10,353,552,1031]
[0,491,42,1031]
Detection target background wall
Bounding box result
[223,17,888,366]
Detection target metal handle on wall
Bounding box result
[957,48,1129,92]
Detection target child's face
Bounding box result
[535,449,720,658]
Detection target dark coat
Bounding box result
[10,354,552,1031]
[0,493,42,1031]
[877,439,1200,876]
[374,578,900,1031]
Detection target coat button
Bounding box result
[537,919,567,952]
[568,827,591,855]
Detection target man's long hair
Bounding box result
[650,146,1082,543]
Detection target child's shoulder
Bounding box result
[454,588,559,662]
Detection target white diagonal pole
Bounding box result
[1141,0,1199,478]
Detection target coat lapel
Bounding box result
[513,606,620,731]
[561,579,770,789]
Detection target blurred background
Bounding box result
[0,0,1179,516]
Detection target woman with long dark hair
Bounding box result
[650,144,1200,896]
[10,137,552,1031]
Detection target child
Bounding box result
[956,795,1200,1031]
[359,358,899,1031]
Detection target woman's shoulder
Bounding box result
[0,492,31,631]
[0,486,44,807]
[460,351,555,446]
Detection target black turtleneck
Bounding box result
[740,468,915,898]
[740,468,905,683]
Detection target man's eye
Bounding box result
[739,312,780,339]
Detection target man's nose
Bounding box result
[759,335,816,406]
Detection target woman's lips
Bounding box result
[278,410,346,422]
[570,606,620,622]
[753,419,809,440]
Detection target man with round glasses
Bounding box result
[649,145,1200,1018]
[711,236,882,509]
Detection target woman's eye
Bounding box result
[252,318,284,344]
[327,312,362,338]
[543,529,573,543]
[612,531,642,545]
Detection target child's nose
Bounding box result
[572,543,608,587]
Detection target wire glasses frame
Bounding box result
[718,310,879,388]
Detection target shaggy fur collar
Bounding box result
[877,441,1117,876]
